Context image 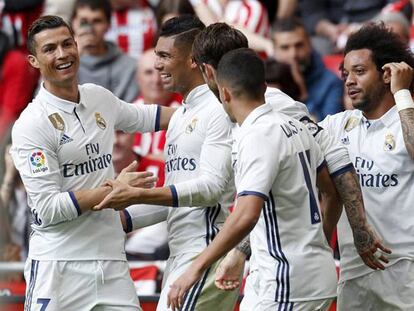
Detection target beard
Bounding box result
[352,83,387,113]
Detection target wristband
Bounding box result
[394,89,414,112]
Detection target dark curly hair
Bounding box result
[344,22,414,73]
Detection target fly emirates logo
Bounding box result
[354,156,398,188]
[165,144,196,173]
[63,143,112,177]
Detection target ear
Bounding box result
[221,86,231,104]
[204,63,216,80]
[189,55,198,69]
[27,54,40,69]
[382,67,391,84]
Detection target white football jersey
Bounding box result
[165,84,233,256]
[265,87,352,176]
[235,103,337,301]
[320,107,414,282]
[11,83,159,261]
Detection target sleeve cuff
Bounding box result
[123,209,133,233]
[169,185,179,207]
[317,160,327,173]
[237,191,268,201]
[68,191,81,216]
[155,105,161,131]
[330,163,354,178]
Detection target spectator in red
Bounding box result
[0,0,43,52]
[0,30,38,141]
[105,0,157,59]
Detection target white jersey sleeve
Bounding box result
[123,205,169,232]
[115,99,161,133]
[83,84,160,133]
[264,87,352,176]
[318,114,354,176]
[236,131,280,199]
[170,108,233,207]
[11,118,80,228]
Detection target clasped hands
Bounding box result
[93,161,157,211]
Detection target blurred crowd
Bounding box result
[1,0,414,291]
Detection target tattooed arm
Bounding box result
[382,62,414,159]
[333,169,391,270]
[399,108,414,159]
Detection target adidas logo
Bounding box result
[59,134,73,145]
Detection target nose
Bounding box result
[345,72,356,87]
[154,56,163,71]
[56,45,67,59]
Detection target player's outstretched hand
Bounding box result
[382,62,413,95]
[215,249,245,291]
[167,268,203,311]
[116,161,158,188]
[355,224,392,270]
[93,179,139,211]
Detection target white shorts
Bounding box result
[156,252,239,311]
[337,259,414,311]
[24,259,141,311]
[241,270,334,311]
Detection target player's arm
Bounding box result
[11,123,152,228]
[10,122,85,228]
[215,235,249,291]
[167,195,263,310]
[332,168,391,269]
[316,163,342,241]
[319,115,392,269]
[113,92,176,133]
[383,62,414,159]
[94,112,233,210]
[120,204,169,233]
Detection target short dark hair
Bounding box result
[217,48,266,101]
[159,15,204,52]
[344,22,414,72]
[273,17,305,34]
[27,15,74,55]
[72,0,112,22]
[192,22,248,69]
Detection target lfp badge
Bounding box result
[29,151,49,175]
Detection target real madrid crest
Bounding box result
[185,117,198,134]
[384,133,395,151]
[344,116,359,132]
[95,112,107,130]
[48,113,65,131]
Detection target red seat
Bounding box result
[323,54,344,78]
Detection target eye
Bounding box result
[355,68,365,75]
[44,47,54,53]
[63,41,74,48]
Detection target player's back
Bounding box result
[236,106,337,301]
